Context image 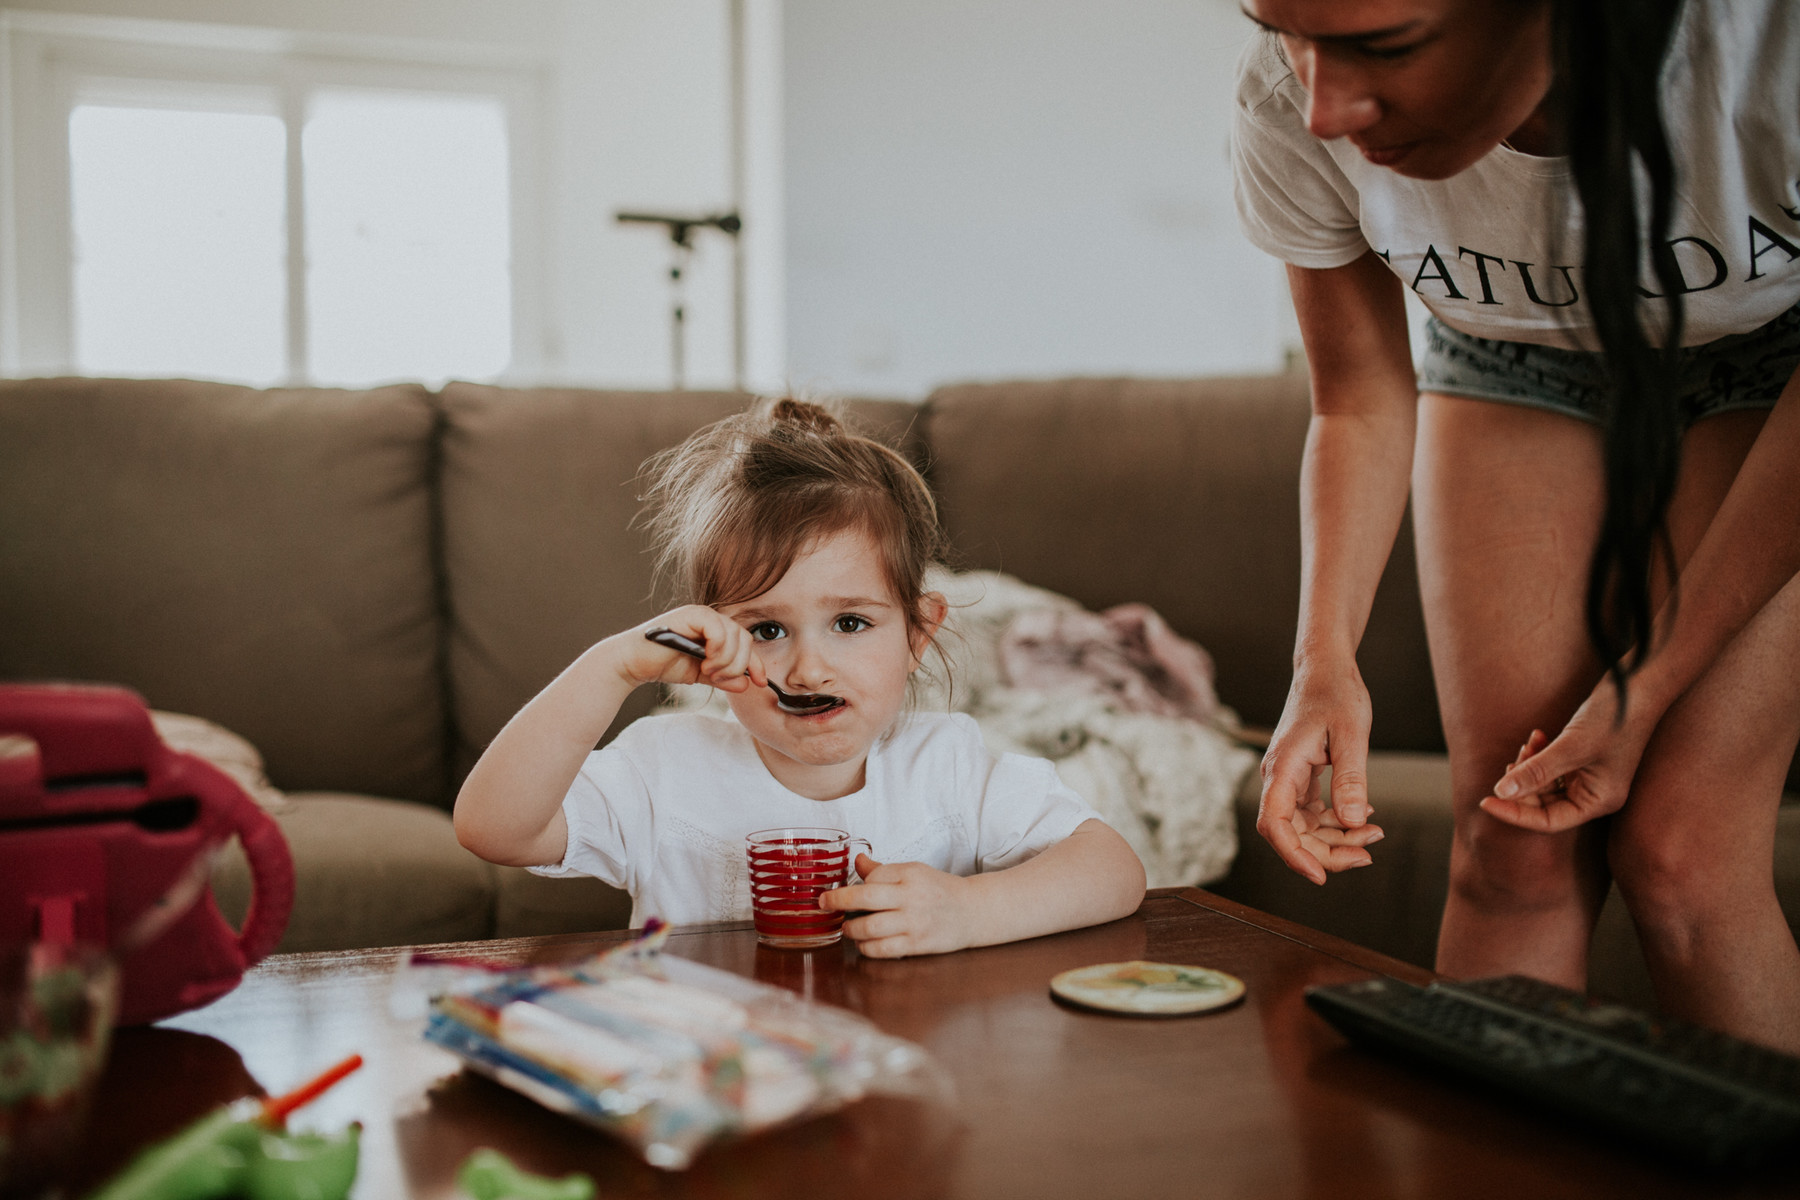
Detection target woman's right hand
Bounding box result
[1256,657,1385,885]
[612,605,769,692]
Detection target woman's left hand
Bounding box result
[1479,677,1661,833]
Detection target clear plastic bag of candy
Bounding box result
[419,925,946,1170]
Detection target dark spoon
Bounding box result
[644,628,844,715]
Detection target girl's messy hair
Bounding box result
[641,396,949,669]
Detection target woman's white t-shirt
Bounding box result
[532,711,1103,928]
[1232,0,1800,349]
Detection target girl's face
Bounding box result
[718,527,943,801]
[1244,0,1556,180]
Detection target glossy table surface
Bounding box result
[66,889,1797,1199]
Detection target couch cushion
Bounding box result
[0,378,444,804]
[211,793,496,952]
[922,376,1442,752]
[150,709,289,813]
[490,868,633,938]
[437,385,924,786]
[1212,751,1456,971]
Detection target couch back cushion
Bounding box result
[0,378,445,802]
[439,386,925,790]
[923,376,1443,752]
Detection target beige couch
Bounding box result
[4,373,1795,1010]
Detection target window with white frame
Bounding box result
[2,17,543,387]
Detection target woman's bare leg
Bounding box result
[1412,393,1611,985]
[1607,410,1800,1050]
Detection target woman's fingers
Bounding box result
[1494,717,1599,800]
[1309,802,1377,831]
[1305,820,1386,848]
[1256,666,1376,887]
[1257,767,1328,885]
[1297,815,1383,874]
[1270,823,1327,885]
[1481,790,1571,832]
[1510,728,1548,769]
[1493,743,1569,799]
[1313,840,1376,871]
[1327,729,1372,827]
[1492,726,1619,820]
[1258,744,1386,884]
[1532,800,1600,833]
[1482,768,1615,833]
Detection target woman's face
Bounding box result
[1243,0,1556,180]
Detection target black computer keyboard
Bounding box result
[1305,974,1800,1169]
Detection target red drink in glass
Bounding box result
[746,827,868,949]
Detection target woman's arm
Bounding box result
[1484,367,1800,829]
[1257,250,1421,883]
[1642,375,1800,694]
[453,606,765,867]
[821,818,1147,958]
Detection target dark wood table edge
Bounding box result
[1170,887,1438,986]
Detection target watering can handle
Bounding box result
[182,755,294,966]
[226,784,294,965]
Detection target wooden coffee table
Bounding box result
[64,889,1796,1199]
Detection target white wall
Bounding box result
[549,0,738,388]
[2,0,777,389]
[783,1,1298,398]
[6,1,1313,397]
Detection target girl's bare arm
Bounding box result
[453,606,764,867]
[960,818,1148,943]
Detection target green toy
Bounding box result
[87,1054,363,1200]
[457,1147,596,1200]
[239,1126,361,1200]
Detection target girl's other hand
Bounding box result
[1480,679,1656,833]
[820,854,977,958]
[615,606,768,692]
[1256,659,1386,885]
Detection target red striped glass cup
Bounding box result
[746,827,870,949]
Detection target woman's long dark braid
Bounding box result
[1558,0,1688,703]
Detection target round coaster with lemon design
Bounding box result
[1049,960,1246,1016]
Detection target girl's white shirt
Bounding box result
[1232,0,1800,349]
[531,710,1103,928]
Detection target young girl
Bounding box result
[454,397,1146,957]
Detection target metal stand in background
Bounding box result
[615,211,742,390]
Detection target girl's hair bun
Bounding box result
[761,395,843,436]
